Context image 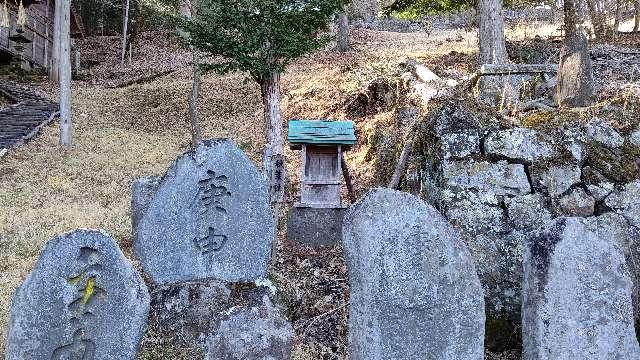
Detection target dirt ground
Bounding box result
[1,18,638,359]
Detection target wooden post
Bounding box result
[341,154,356,203]
[58,0,72,148]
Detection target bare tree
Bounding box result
[179,0,202,147]
[337,12,350,52]
[557,0,594,107]
[478,0,507,65]
[58,0,72,147]
[586,0,611,39]
[614,0,623,35]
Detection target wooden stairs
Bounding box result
[0,82,58,154]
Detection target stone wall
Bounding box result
[388,101,640,348]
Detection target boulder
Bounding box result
[149,280,232,344]
[6,230,150,360]
[557,188,595,217]
[135,139,274,284]
[440,131,481,159]
[585,119,624,148]
[605,180,640,228]
[484,128,557,163]
[531,164,581,197]
[506,194,553,230]
[343,188,485,360]
[522,217,640,359]
[630,129,640,147]
[205,297,293,360]
[442,160,531,196]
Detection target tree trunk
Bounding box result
[179,0,202,148]
[260,71,287,206]
[477,0,507,65]
[121,0,130,65]
[59,0,72,148]
[586,0,610,39]
[557,0,594,108]
[635,0,640,32]
[189,51,202,147]
[337,13,350,52]
[50,0,62,81]
[614,0,623,35]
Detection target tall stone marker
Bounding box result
[6,229,150,360]
[522,217,640,360]
[343,188,485,360]
[134,139,274,284]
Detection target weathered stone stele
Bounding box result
[522,217,640,360]
[343,188,485,360]
[134,139,274,284]
[6,229,150,360]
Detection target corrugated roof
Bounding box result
[288,120,356,147]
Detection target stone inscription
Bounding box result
[53,247,107,360]
[193,169,231,253]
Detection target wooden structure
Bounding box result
[0,0,84,70]
[288,120,356,208]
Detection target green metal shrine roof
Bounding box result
[288,120,356,148]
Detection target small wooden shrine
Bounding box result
[288,120,356,209]
[286,119,356,249]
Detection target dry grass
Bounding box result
[0,20,579,357]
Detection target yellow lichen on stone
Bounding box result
[83,277,96,304]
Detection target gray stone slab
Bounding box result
[131,175,161,235]
[522,217,640,360]
[6,229,150,360]
[343,188,485,360]
[287,207,345,247]
[134,139,275,284]
[484,128,557,163]
[442,160,531,196]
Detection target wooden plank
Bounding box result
[479,64,558,75]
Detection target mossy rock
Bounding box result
[585,140,640,183]
[520,110,581,130]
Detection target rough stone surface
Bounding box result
[205,297,293,360]
[343,188,485,360]
[506,194,553,230]
[6,229,150,360]
[135,139,274,284]
[149,280,231,344]
[477,74,532,107]
[442,160,531,196]
[484,128,556,163]
[531,164,581,197]
[605,180,640,228]
[630,129,640,147]
[557,188,595,217]
[585,119,624,148]
[287,207,345,247]
[444,191,508,235]
[131,175,161,235]
[440,131,481,159]
[522,217,640,360]
[582,166,614,201]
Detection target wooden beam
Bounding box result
[479,64,559,75]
